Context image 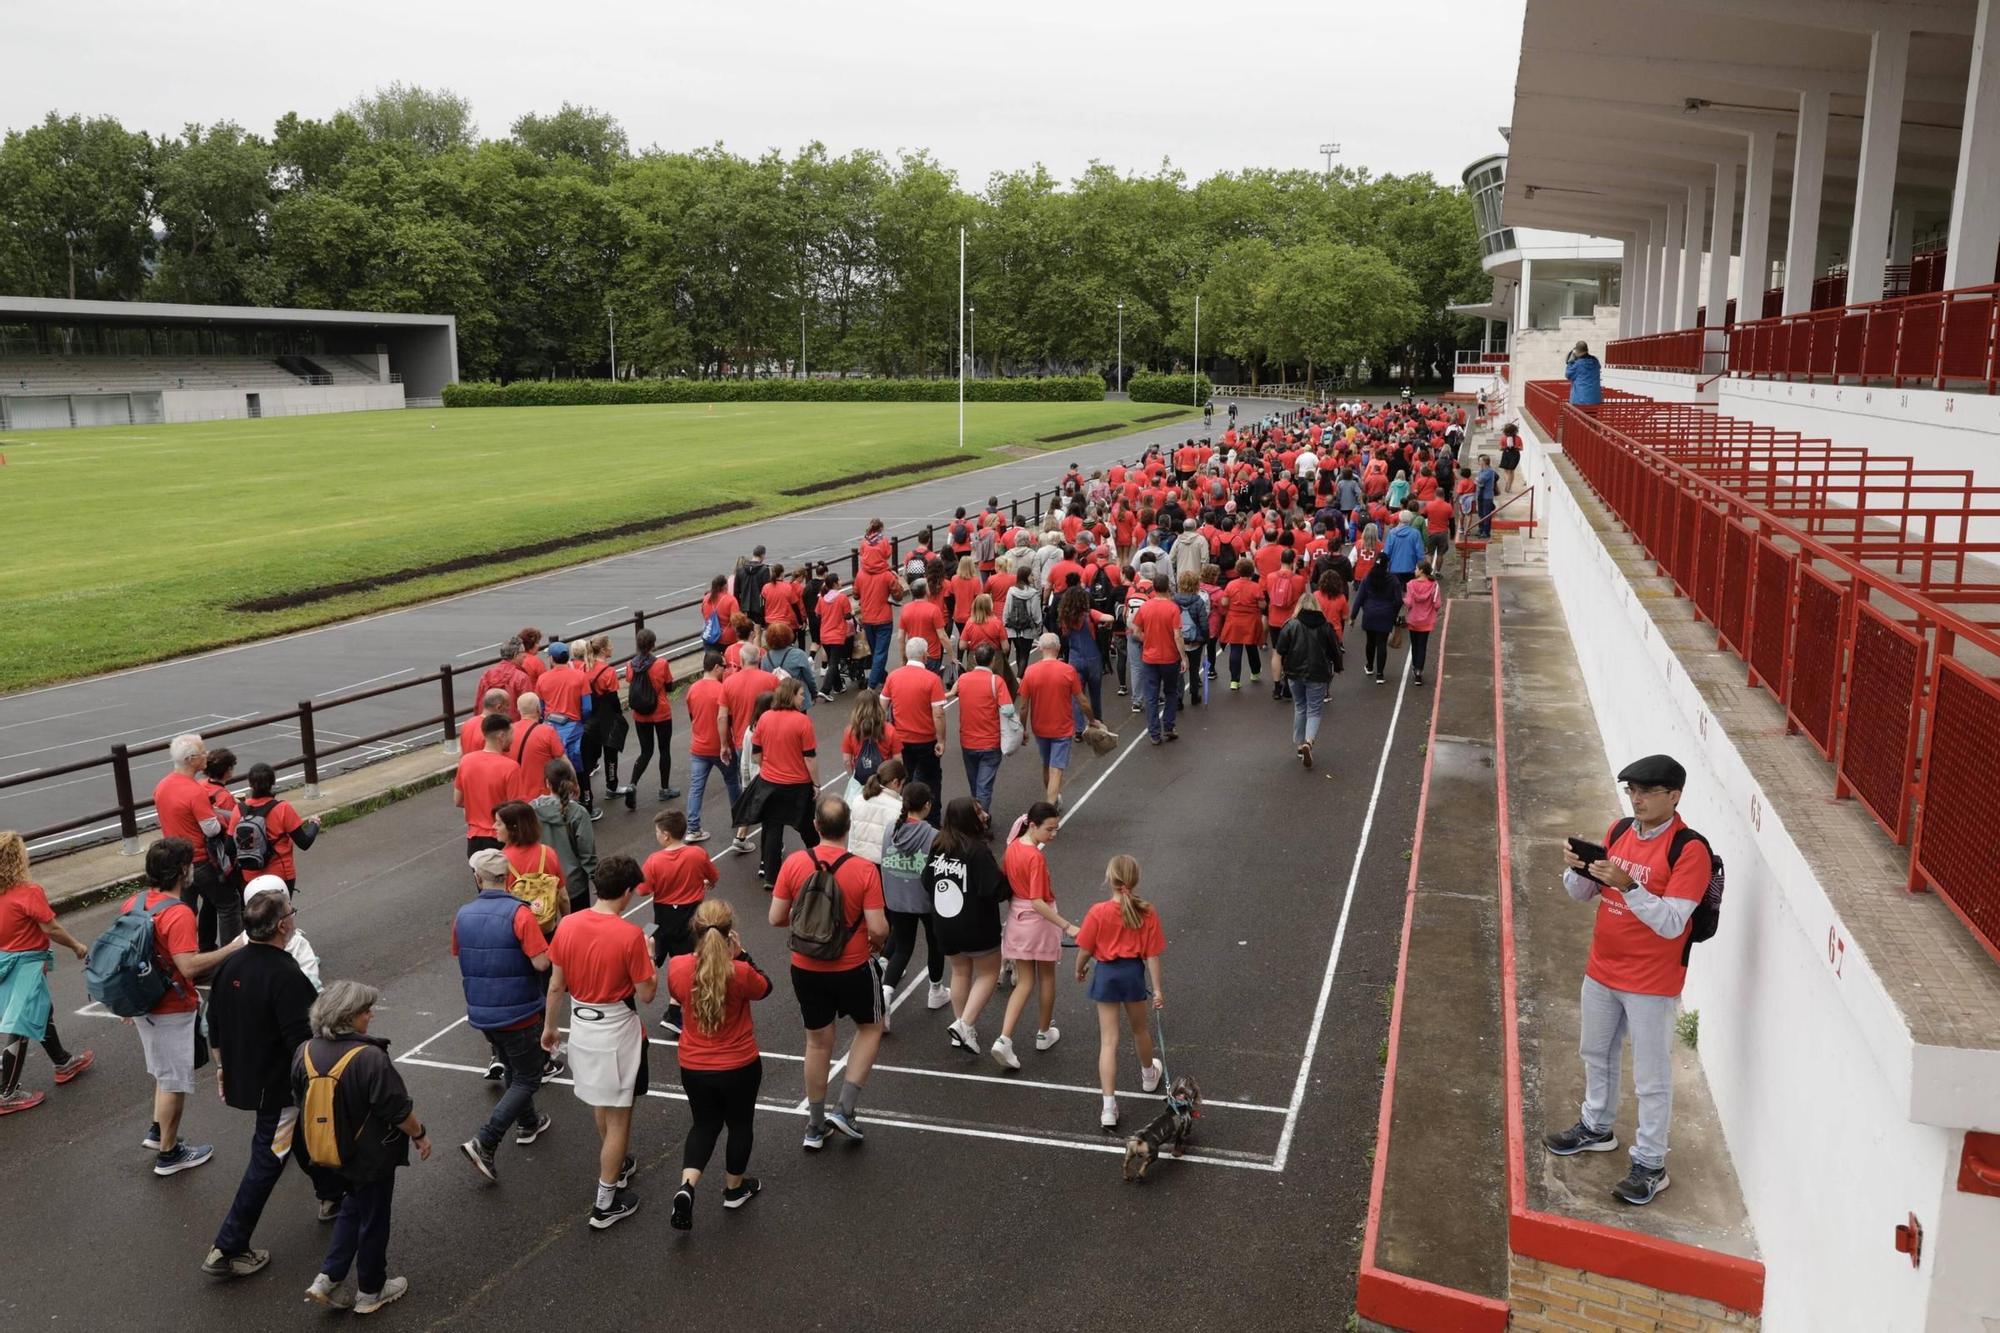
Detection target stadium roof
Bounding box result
[0,295,454,330]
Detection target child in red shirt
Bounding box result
[1073,853,1167,1129]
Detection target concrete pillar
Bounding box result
[1617,236,1637,338]
[1659,198,1686,330]
[1739,130,1776,317]
[1783,88,1831,314]
[1946,0,2000,288]
[1516,256,1535,333]
[1712,157,1744,332]
[1847,27,1911,303]
[1482,317,1493,354]
[1890,203,1916,266]
[1679,182,1707,327]
[1636,218,1658,335]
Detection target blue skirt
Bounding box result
[0,949,54,1041]
[1087,956,1149,1004]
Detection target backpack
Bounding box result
[972,527,997,566]
[300,1043,367,1170]
[851,736,885,788]
[85,894,179,1018]
[1088,566,1115,615]
[1179,592,1209,646]
[1005,587,1039,634]
[950,520,971,549]
[700,606,724,647]
[627,655,660,716]
[507,845,564,932]
[1609,817,1727,963]
[787,851,857,962]
[233,799,278,872]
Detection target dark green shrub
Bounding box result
[1125,371,1212,406]
[444,375,1105,407]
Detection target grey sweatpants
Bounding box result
[1578,975,1676,1170]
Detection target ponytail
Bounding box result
[1106,853,1150,930]
[862,757,908,803]
[900,781,933,821]
[688,899,736,1036]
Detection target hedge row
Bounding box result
[1126,371,1213,406]
[443,376,1106,408]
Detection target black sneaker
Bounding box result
[624,787,637,811]
[142,1121,162,1150]
[661,787,681,801]
[1611,1162,1671,1206]
[514,1111,553,1146]
[723,1176,762,1210]
[1543,1119,1619,1156]
[541,1052,566,1083]
[460,1138,498,1184]
[670,1184,694,1231]
[483,1060,505,1082]
[589,1190,639,1230]
[615,1154,637,1189]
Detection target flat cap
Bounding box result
[1617,754,1687,790]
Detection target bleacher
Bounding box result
[0,354,349,395]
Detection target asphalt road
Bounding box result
[1,635,1428,1330]
[2,402,1294,855]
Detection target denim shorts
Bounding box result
[1086,957,1149,1004]
[1036,736,1072,770]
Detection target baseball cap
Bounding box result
[1617,754,1687,791]
[468,848,511,880]
[547,640,570,661]
[241,873,289,906]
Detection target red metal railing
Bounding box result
[1605,328,1709,373]
[2,484,1071,856]
[1536,385,2000,967]
[1727,281,2000,393]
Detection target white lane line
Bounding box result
[396,1053,1276,1170]
[1056,730,1146,827]
[863,1059,1288,1113]
[455,642,502,659]
[399,1014,468,1062]
[1270,649,1413,1172]
[565,606,628,627]
[315,668,412,698]
[0,703,119,734]
[0,711,224,766]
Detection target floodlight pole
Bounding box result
[958,226,966,449]
[1193,293,1200,407]
[801,306,807,379]
[608,306,617,380]
[1116,300,1124,395]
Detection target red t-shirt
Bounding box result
[643,844,719,906]
[503,840,564,895]
[459,715,494,759]
[855,570,898,626]
[721,668,779,749]
[753,708,818,786]
[520,653,546,684]
[960,618,1007,659]
[1076,899,1166,962]
[883,663,947,743]
[153,771,219,865]
[952,667,1013,751]
[1002,838,1054,903]
[627,656,674,724]
[986,571,1017,605]
[948,575,983,625]
[121,890,200,1014]
[0,882,55,952]
[239,798,304,881]
[1046,559,1085,596]
[1130,596,1184,665]
[1423,497,1454,535]
[774,847,884,972]
[817,591,853,644]
[685,677,726,758]
[667,953,771,1070]
[473,662,532,719]
[536,665,588,720]
[702,593,742,645]
[1585,816,1712,997]
[842,726,902,763]
[509,720,566,802]
[548,909,652,1004]
[898,599,947,655]
[456,750,520,838]
[1019,658,1082,739]
[762,581,803,628]
[1265,570,1305,627]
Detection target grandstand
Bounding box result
[0,296,457,430]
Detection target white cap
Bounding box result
[241,873,289,906]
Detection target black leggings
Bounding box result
[760,786,819,884]
[681,1060,762,1177]
[883,909,942,988]
[1184,647,1207,703]
[1409,629,1432,675]
[580,726,621,803]
[629,719,674,791]
[1227,642,1262,683]
[0,1019,70,1094]
[1364,630,1391,677]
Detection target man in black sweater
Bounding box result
[201,888,330,1279]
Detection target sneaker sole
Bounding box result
[722,1186,760,1210]
[589,1204,639,1231]
[514,1120,553,1146]
[1614,1172,1671,1205]
[460,1142,498,1183]
[155,1152,212,1176]
[670,1190,694,1231]
[1544,1136,1620,1157]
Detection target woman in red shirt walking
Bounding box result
[1217,559,1268,690]
[991,803,1078,1069]
[1074,854,1166,1129]
[667,899,771,1229]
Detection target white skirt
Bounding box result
[566,999,645,1108]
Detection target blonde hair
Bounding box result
[957,556,975,580]
[689,899,736,1035]
[0,832,27,889]
[1106,854,1151,930]
[585,633,613,663]
[969,593,994,624]
[996,554,1014,575]
[773,676,805,710]
[848,689,888,746]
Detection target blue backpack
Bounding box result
[700,609,724,648]
[85,894,178,1018]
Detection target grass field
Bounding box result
[0,400,1191,692]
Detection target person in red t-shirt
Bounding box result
[682,654,735,843]
[461,688,510,762]
[667,898,772,1221]
[701,577,743,649]
[761,568,804,637]
[510,694,568,803]
[854,566,903,689]
[542,855,656,1229]
[768,798,889,1148]
[0,832,94,1111]
[1073,853,1166,1130]
[951,644,1014,811]
[747,679,822,885]
[883,640,948,822]
[1128,581,1185,744]
[156,733,238,950]
[455,714,520,857]
[1544,755,1712,1207]
[1018,634,1094,805]
[1217,561,1268,689]
[238,763,318,892]
[990,805,1080,1070]
[474,641,534,721]
[642,809,720,1018]
[897,582,949,670]
[816,578,856,696]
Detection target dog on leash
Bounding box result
[1121,1075,1203,1182]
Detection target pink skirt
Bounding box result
[1002,899,1063,962]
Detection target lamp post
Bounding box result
[607,305,616,380]
[800,305,807,379]
[1116,300,1124,395]
[1319,140,1341,177]
[957,226,965,449]
[1192,293,1200,407]
[969,305,976,380]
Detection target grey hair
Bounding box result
[904,636,928,663]
[738,642,762,666]
[516,691,543,718]
[1037,632,1061,656]
[169,734,204,768]
[310,980,381,1040]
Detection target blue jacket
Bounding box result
[1566,354,1603,405]
[1352,577,1404,634]
[455,891,544,1032]
[1383,522,1426,575]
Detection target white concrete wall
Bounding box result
[1512,308,1623,390]
[1603,369,1718,405]
[160,383,404,424]
[1517,411,2000,1333]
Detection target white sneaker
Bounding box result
[305,1273,356,1309]
[1100,1096,1120,1129]
[990,1035,1021,1070]
[948,1018,978,1051]
[999,961,1016,988]
[880,983,894,1033]
[926,981,950,1010]
[1035,1026,1061,1052]
[1141,1058,1163,1093]
[354,1276,408,1314]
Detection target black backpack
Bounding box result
[787,851,857,962]
[1610,817,1726,963]
[233,799,278,872]
[1088,566,1115,615]
[627,655,660,716]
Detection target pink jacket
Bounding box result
[1402,577,1442,632]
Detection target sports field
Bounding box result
[0,400,1190,692]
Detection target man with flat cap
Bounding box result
[1543,753,1714,1207]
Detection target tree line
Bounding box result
[0,85,1487,385]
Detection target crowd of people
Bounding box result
[0,393,1523,1310]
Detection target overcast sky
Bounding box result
[13,0,1524,188]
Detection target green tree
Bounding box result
[510,104,628,181]
[0,112,153,300]
[150,122,277,305]
[347,83,476,157]
[1266,241,1422,383]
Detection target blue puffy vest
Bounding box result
[455,890,544,1032]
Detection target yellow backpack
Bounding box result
[300,1044,366,1169]
[508,845,564,932]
